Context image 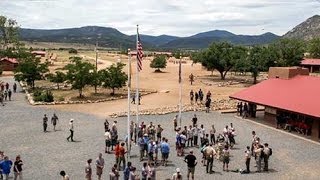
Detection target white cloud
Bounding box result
[0,0,319,36]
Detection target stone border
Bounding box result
[19,81,156,106]
[109,99,237,118]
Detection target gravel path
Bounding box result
[1,76,320,180]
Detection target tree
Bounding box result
[14,55,49,88]
[47,71,66,90]
[308,38,320,58]
[200,42,238,80]
[270,38,305,66]
[0,15,19,49]
[68,48,78,54]
[100,63,127,95]
[64,56,94,98]
[150,55,167,72]
[90,70,102,94]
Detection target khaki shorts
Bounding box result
[188,167,195,175]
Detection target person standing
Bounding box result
[138,136,146,161]
[198,89,203,104]
[96,153,104,180]
[187,125,193,147]
[0,92,4,106]
[109,164,120,180]
[205,98,211,113]
[5,83,9,90]
[203,143,216,173]
[243,103,248,118]
[3,90,7,101]
[156,125,164,143]
[13,155,23,180]
[254,145,263,172]
[7,89,12,101]
[189,90,194,104]
[104,119,109,132]
[85,159,92,180]
[123,162,132,180]
[173,115,178,131]
[192,125,199,147]
[66,119,74,142]
[171,168,182,180]
[194,92,199,104]
[199,124,205,144]
[118,142,127,171]
[13,83,17,93]
[141,162,148,180]
[184,150,197,180]
[191,114,197,126]
[147,162,156,180]
[59,170,70,180]
[209,125,216,144]
[51,113,59,131]
[244,146,251,173]
[105,129,112,153]
[189,73,194,85]
[222,145,230,172]
[0,156,12,180]
[160,138,170,166]
[263,143,271,171]
[43,114,48,132]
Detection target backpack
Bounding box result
[269,148,272,156]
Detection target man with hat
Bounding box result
[172,168,182,180]
[67,119,74,142]
[184,150,197,180]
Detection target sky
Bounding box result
[0,0,320,37]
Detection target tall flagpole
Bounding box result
[136,25,140,126]
[179,56,182,127]
[127,49,131,159]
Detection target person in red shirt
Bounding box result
[117,142,127,171]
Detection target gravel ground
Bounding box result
[1,76,320,180]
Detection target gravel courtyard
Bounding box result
[1,76,320,180]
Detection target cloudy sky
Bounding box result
[1,0,320,36]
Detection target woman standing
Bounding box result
[13,155,23,180]
[209,125,216,144]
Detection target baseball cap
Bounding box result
[176,168,181,173]
[70,119,74,122]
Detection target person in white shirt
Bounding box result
[199,124,205,144]
[67,119,74,142]
[187,125,193,147]
[105,130,112,153]
[192,125,199,146]
[245,146,251,173]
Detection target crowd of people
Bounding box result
[189,89,212,113]
[0,82,17,106]
[0,151,23,180]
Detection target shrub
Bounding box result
[33,90,54,102]
[57,96,65,102]
[68,48,78,54]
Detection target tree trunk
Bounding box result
[253,76,257,84]
[94,85,97,94]
[111,88,115,96]
[219,71,225,80]
[57,83,60,90]
[32,80,35,89]
[79,89,82,98]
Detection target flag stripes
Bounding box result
[137,33,143,71]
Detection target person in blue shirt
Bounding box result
[0,156,12,180]
[123,161,132,180]
[160,138,170,166]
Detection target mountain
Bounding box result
[20,26,136,48]
[283,15,320,40]
[160,32,279,49]
[19,26,280,49]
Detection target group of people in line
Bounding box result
[189,89,212,113]
[236,102,257,119]
[0,82,17,106]
[0,151,23,180]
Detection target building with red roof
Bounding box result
[300,58,320,73]
[230,67,320,140]
[0,57,19,71]
[31,51,46,57]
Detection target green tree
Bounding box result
[200,42,237,80]
[64,56,94,98]
[14,55,49,88]
[90,70,102,94]
[150,55,167,72]
[100,63,127,95]
[47,71,66,90]
[308,38,320,58]
[68,48,78,54]
[0,15,19,49]
[271,38,305,66]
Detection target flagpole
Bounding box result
[179,56,182,127]
[127,49,131,159]
[136,25,140,126]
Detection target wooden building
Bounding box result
[0,57,19,71]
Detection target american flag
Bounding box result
[137,33,143,71]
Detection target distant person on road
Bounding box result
[104,119,109,132]
[13,155,23,180]
[85,159,92,180]
[184,150,197,180]
[198,89,204,104]
[195,92,199,104]
[51,113,59,131]
[96,153,104,180]
[43,114,48,132]
[67,119,74,142]
[0,93,4,106]
[59,170,70,180]
[13,83,17,93]
[205,98,211,113]
[0,156,13,180]
[7,89,12,101]
[189,73,194,85]
[173,115,178,130]
[189,90,194,104]
[3,90,7,101]
[5,83,9,90]
[1,84,4,91]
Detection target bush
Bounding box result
[0,67,3,75]
[68,48,78,54]
[33,90,54,102]
[57,96,65,102]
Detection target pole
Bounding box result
[136,25,139,126]
[95,41,98,71]
[179,56,182,127]
[127,49,131,159]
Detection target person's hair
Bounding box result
[246,146,250,149]
[264,143,269,147]
[121,142,125,146]
[127,161,132,167]
[16,155,20,160]
[87,159,92,163]
[224,145,229,149]
[60,171,66,176]
[252,131,256,134]
[143,162,147,167]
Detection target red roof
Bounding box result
[0,57,18,64]
[230,75,320,118]
[301,59,320,66]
